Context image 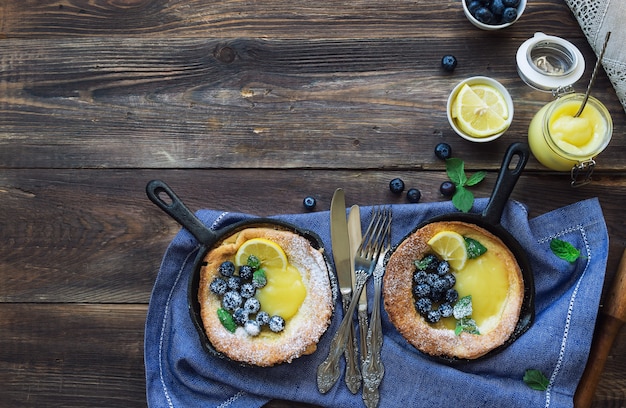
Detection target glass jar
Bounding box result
[528,93,613,186]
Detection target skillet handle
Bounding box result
[146,179,216,245]
[481,142,529,225]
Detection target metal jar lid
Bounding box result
[516,32,585,92]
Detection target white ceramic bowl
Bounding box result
[462,0,527,31]
[446,76,514,143]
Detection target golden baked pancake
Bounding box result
[198,227,333,366]
[383,221,524,360]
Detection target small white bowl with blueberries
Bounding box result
[463,0,526,30]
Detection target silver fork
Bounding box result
[317,207,391,394]
[362,207,392,408]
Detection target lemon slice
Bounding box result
[427,231,468,270]
[453,84,508,138]
[235,238,288,270]
[470,84,509,120]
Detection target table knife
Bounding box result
[348,205,367,365]
[330,188,361,393]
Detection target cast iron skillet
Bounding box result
[146,179,336,362]
[389,142,535,362]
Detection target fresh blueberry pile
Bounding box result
[466,0,520,25]
[412,254,459,324]
[211,257,286,336]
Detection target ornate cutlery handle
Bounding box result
[316,270,369,394]
[362,274,385,407]
[342,296,362,394]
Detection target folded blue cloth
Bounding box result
[145,197,608,408]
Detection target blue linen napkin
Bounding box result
[145,197,608,408]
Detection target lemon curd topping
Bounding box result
[255,264,306,319]
[453,250,509,332]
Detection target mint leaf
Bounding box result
[453,295,473,319]
[455,317,480,336]
[247,255,261,269]
[446,158,467,186]
[550,239,582,263]
[523,369,549,391]
[252,269,267,288]
[452,185,474,213]
[445,158,486,213]
[415,256,436,271]
[217,308,237,333]
[466,170,487,186]
[465,237,487,258]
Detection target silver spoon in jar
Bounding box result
[574,31,611,117]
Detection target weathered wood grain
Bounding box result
[1,0,581,39]
[2,169,626,303]
[2,0,625,406]
[0,304,147,408]
[1,35,624,170]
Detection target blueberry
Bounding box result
[442,273,456,289]
[413,283,431,298]
[222,291,243,311]
[243,297,261,314]
[303,196,316,210]
[439,303,454,318]
[209,277,228,295]
[240,282,256,298]
[474,7,495,24]
[467,0,482,14]
[426,273,439,287]
[430,278,449,301]
[503,0,520,7]
[437,260,451,276]
[218,261,236,277]
[238,264,254,280]
[502,7,518,23]
[434,142,452,160]
[441,55,458,73]
[445,288,459,304]
[407,188,421,203]
[413,270,428,285]
[426,309,442,323]
[389,178,405,194]
[227,276,241,291]
[415,297,433,316]
[268,315,286,333]
[256,311,270,326]
[244,320,261,336]
[490,0,505,17]
[440,181,456,197]
[232,307,248,325]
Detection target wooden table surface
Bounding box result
[1,0,625,407]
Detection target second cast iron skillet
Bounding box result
[388,142,535,361]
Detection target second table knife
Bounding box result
[330,188,361,393]
[348,205,367,365]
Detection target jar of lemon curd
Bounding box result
[517,33,613,186]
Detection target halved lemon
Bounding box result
[453,84,508,138]
[427,231,468,271]
[235,238,288,270]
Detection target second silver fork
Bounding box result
[362,207,392,408]
[316,207,391,394]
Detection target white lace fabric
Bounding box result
[564,0,626,115]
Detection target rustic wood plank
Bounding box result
[2,169,626,303]
[0,304,147,408]
[0,0,582,39]
[1,39,624,170]
[0,302,623,408]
